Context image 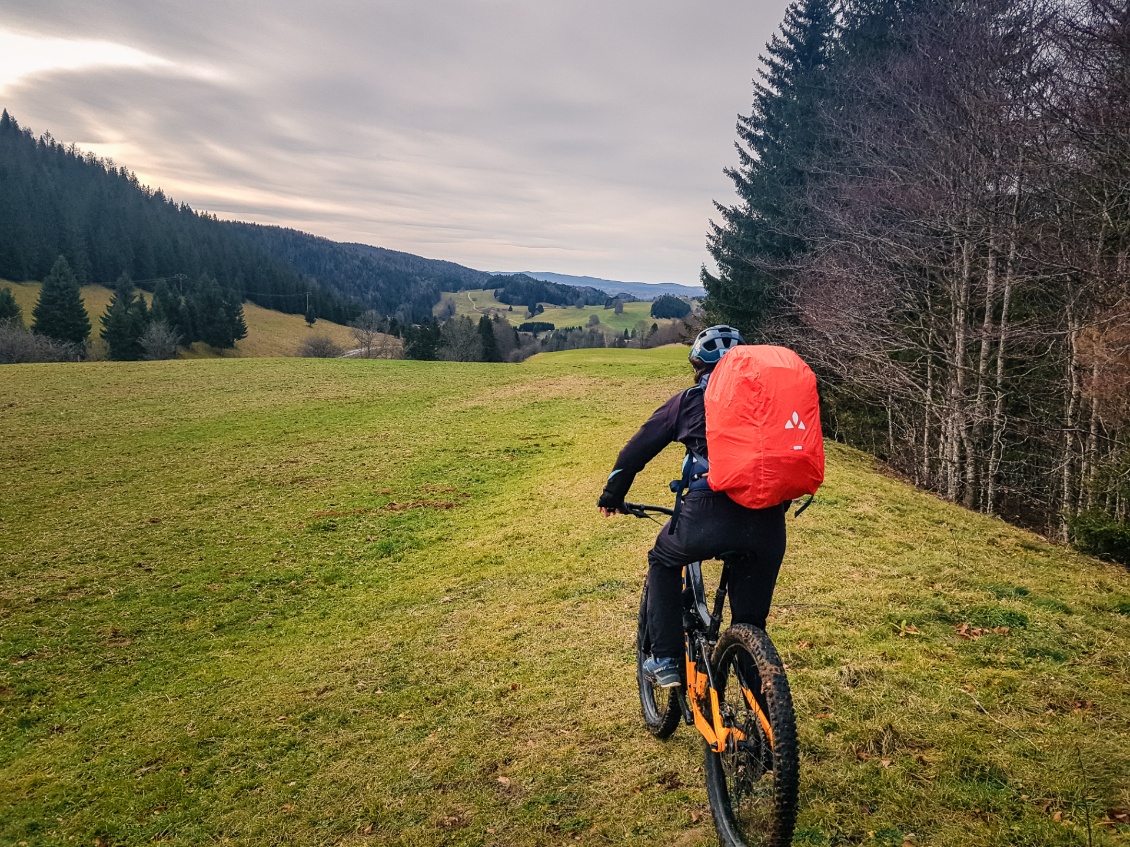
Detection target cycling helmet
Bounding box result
[689,324,745,365]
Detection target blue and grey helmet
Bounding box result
[689,325,745,365]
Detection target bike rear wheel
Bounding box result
[636,585,681,738]
[704,624,798,847]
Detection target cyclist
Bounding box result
[598,325,787,688]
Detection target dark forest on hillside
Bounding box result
[228,224,494,323]
[492,275,609,310]
[705,0,1130,558]
[0,111,354,324]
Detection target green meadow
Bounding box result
[1,348,1128,846]
[440,288,674,334]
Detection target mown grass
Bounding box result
[1,347,1127,847]
[439,288,673,334]
[0,279,359,359]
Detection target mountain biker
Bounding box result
[597,325,788,688]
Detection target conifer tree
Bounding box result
[150,279,190,344]
[703,0,837,335]
[31,256,90,347]
[100,273,150,360]
[188,274,247,349]
[478,315,501,362]
[0,287,22,326]
[403,318,442,360]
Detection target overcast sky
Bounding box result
[0,1,789,285]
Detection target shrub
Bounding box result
[1069,510,1130,565]
[140,321,182,360]
[0,323,79,363]
[297,335,344,358]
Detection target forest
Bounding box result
[0,112,354,325]
[228,224,492,323]
[492,275,611,310]
[704,0,1130,559]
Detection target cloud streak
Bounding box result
[0,1,789,283]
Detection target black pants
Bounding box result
[646,492,787,659]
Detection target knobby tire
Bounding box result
[636,584,681,739]
[704,624,799,847]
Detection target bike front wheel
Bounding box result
[703,624,799,847]
[636,585,681,739]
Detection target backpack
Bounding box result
[703,345,824,509]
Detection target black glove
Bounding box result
[598,467,635,512]
[597,490,625,513]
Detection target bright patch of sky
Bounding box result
[0,29,173,92]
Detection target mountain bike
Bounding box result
[624,502,799,847]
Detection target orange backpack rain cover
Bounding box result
[704,345,825,509]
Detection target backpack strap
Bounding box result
[668,376,713,533]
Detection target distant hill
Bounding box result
[489,274,608,309]
[504,271,705,301]
[229,224,491,322]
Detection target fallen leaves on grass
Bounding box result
[895,620,921,637]
[1100,808,1130,827]
[438,812,472,829]
[955,622,1011,639]
[658,770,684,790]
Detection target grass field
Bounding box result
[1,348,1128,847]
[1,279,361,358]
[439,288,678,334]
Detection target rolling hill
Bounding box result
[1,279,373,359]
[1,347,1126,846]
[438,288,681,337]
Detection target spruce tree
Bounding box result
[150,279,190,344]
[478,315,502,362]
[31,256,90,347]
[403,318,441,360]
[0,287,22,326]
[703,0,837,335]
[100,273,149,360]
[188,274,247,349]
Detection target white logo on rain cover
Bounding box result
[786,412,806,450]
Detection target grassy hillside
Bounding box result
[439,288,677,334]
[1,279,361,358]
[1,348,1127,847]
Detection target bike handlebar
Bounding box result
[622,501,675,518]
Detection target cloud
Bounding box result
[0,1,786,283]
[0,29,175,91]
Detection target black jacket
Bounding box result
[599,382,708,509]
